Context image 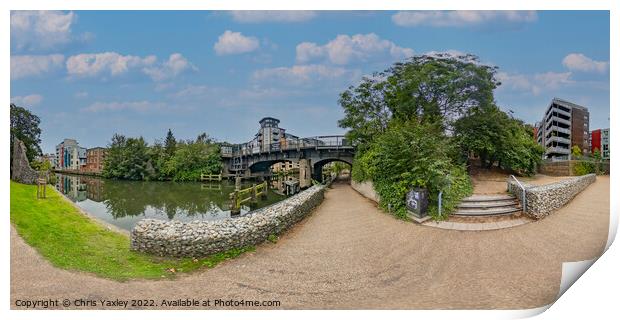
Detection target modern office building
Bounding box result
[55,139,87,170]
[536,98,590,160]
[591,128,610,159]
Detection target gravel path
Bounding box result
[11,177,609,310]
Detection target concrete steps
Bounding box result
[454,194,522,217]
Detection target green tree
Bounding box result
[102,134,150,180]
[453,105,543,175]
[162,139,222,181]
[164,129,176,157]
[10,103,42,164]
[571,145,582,157]
[338,53,499,148]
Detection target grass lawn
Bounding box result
[10,180,253,281]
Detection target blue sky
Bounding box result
[10,10,610,154]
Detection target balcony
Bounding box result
[545,136,571,146]
[554,107,571,118]
[545,146,570,155]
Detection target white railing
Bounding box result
[509,175,527,212]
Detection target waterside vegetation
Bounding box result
[10,181,252,281]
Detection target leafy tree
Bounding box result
[452,104,508,168]
[453,105,543,175]
[338,53,500,147]
[102,134,149,180]
[162,139,221,181]
[10,103,42,164]
[571,145,582,157]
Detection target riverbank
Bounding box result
[9,181,253,281]
[11,178,609,309]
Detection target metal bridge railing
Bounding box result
[224,135,351,158]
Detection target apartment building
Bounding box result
[271,161,300,173]
[591,128,610,159]
[84,147,107,173]
[56,139,87,170]
[536,98,590,160]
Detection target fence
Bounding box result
[229,181,268,214]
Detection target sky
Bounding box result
[10,10,610,154]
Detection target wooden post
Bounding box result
[235,176,241,191]
[251,184,257,203]
[230,191,240,214]
[260,181,267,199]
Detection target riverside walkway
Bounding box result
[11,177,609,309]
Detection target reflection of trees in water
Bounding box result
[56,174,288,220]
[99,180,234,219]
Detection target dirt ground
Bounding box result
[472,170,572,194]
[11,177,609,310]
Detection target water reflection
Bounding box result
[55,174,288,231]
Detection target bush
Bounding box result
[353,120,472,220]
[572,161,596,176]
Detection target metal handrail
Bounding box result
[438,176,451,218]
[509,175,527,212]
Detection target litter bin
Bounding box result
[406,188,429,219]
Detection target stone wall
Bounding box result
[131,184,326,257]
[11,138,39,185]
[507,174,596,219]
[350,180,380,203]
[539,160,610,176]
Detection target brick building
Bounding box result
[84,147,107,174]
[536,98,590,160]
[590,128,610,159]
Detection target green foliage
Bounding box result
[571,145,583,157]
[10,103,42,164]
[453,105,543,176]
[353,120,472,219]
[102,134,150,180]
[164,128,177,157]
[103,131,222,182]
[162,140,222,181]
[10,181,253,281]
[267,234,278,243]
[338,53,499,147]
[572,161,597,176]
[31,159,52,172]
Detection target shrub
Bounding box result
[354,120,472,220]
[572,161,596,176]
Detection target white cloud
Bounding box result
[392,11,537,27]
[214,30,259,55]
[534,72,573,89]
[252,64,355,84]
[11,54,65,79]
[296,33,413,65]
[11,94,43,107]
[74,91,88,98]
[562,53,608,73]
[229,11,316,23]
[11,11,77,51]
[142,53,196,81]
[497,71,573,95]
[82,100,166,113]
[66,52,156,78]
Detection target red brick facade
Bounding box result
[84,147,107,174]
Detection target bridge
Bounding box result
[219,118,354,187]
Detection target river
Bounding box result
[54,173,290,231]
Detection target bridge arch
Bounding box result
[312,158,353,181]
[248,159,294,173]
